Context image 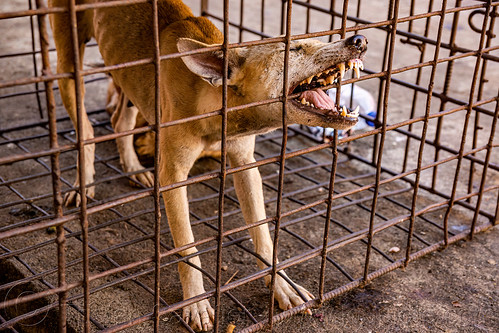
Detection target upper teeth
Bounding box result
[298,59,364,88]
[337,62,345,79]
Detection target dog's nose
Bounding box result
[346,35,368,52]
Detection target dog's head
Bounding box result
[178,35,367,131]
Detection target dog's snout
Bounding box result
[347,35,368,52]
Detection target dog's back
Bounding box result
[93,0,223,124]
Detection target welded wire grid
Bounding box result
[0,0,498,332]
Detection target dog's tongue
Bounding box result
[300,88,335,110]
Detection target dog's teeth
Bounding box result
[347,60,354,70]
[359,61,364,70]
[337,63,345,79]
[317,78,326,86]
[305,101,310,106]
[354,66,360,78]
[341,106,347,117]
[326,76,335,85]
[306,76,314,84]
[311,103,315,108]
[352,105,360,115]
[301,98,307,104]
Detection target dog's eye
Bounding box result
[290,46,303,51]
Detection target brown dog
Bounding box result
[49,0,367,330]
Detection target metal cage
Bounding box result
[0,0,498,332]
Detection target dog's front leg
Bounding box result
[49,2,95,207]
[228,136,314,313]
[159,132,214,332]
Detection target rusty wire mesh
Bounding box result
[0,0,498,332]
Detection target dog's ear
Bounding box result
[177,38,238,87]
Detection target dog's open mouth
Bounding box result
[290,59,363,120]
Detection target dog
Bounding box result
[48,0,367,330]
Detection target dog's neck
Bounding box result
[189,83,283,141]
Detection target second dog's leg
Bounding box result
[159,131,214,332]
[228,136,314,312]
[111,91,154,187]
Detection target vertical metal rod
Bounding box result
[470,92,498,239]
[213,0,230,331]
[402,0,434,173]
[442,0,492,246]
[345,0,361,145]
[280,0,286,36]
[494,189,499,226]
[239,0,244,42]
[28,0,43,119]
[405,0,448,268]
[67,0,90,330]
[305,0,311,34]
[468,5,497,202]
[35,0,66,330]
[354,0,361,30]
[328,0,336,42]
[334,0,348,110]
[201,0,208,16]
[432,0,462,190]
[151,0,162,331]
[268,0,293,330]
[363,0,400,283]
[260,0,265,38]
[372,0,394,165]
[318,136,338,302]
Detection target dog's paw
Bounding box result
[125,165,154,188]
[182,299,215,332]
[128,169,154,188]
[273,275,314,315]
[63,182,95,207]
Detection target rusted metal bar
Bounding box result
[34,0,66,331]
[468,5,497,202]
[432,0,462,190]
[470,92,499,238]
[268,0,293,329]
[442,0,492,246]
[405,0,448,268]
[27,0,43,119]
[65,0,91,329]
[150,0,162,331]
[363,0,400,283]
[239,0,244,42]
[213,0,230,331]
[401,0,433,173]
[260,0,265,38]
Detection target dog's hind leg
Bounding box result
[228,136,314,313]
[49,0,95,206]
[110,89,154,187]
[159,130,214,331]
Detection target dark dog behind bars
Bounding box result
[0,0,498,332]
